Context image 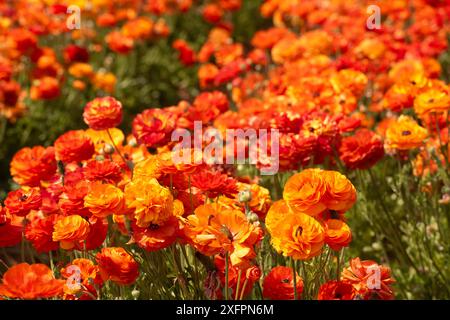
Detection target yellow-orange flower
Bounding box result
[269,210,324,260]
[84,182,126,218]
[183,203,262,266]
[385,115,428,151]
[125,177,180,227]
[414,88,450,117]
[52,215,90,250]
[283,168,327,216]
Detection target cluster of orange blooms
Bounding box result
[1,0,449,300]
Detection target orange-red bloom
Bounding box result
[263,266,304,300]
[54,130,95,163]
[84,182,126,218]
[385,115,428,151]
[324,219,352,251]
[339,129,385,170]
[0,263,64,299]
[83,96,123,130]
[317,280,356,300]
[341,258,395,300]
[96,247,139,285]
[10,146,56,187]
[4,187,42,217]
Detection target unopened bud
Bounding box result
[248,212,259,223]
[103,143,115,154]
[238,189,252,203]
[131,289,140,299]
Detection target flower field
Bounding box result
[0,0,449,301]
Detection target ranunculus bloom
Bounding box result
[341,257,395,300]
[283,168,327,216]
[106,31,134,54]
[322,171,357,212]
[10,146,56,187]
[268,210,324,260]
[184,203,262,266]
[191,169,238,199]
[0,209,23,248]
[63,44,89,64]
[132,216,179,251]
[125,178,182,228]
[324,219,352,251]
[76,217,108,251]
[0,263,64,299]
[132,108,177,148]
[414,88,450,117]
[263,266,304,300]
[339,129,385,170]
[83,96,123,130]
[317,280,356,300]
[30,76,60,100]
[52,215,90,250]
[4,187,42,217]
[83,159,122,184]
[61,258,103,300]
[84,182,126,218]
[385,115,428,151]
[54,130,95,163]
[96,247,139,285]
[236,182,272,219]
[25,213,59,253]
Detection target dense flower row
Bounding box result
[1,0,449,300]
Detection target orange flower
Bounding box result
[84,182,125,218]
[322,171,356,212]
[324,219,352,251]
[339,129,385,170]
[10,146,56,187]
[341,258,395,300]
[52,215,90,250]
[125,178,181,227]
[283,168,327,216]
[0,263,64,299]
[263,266,303,300]
[184,203,262,266]
[106,31,134,54]
[61,258,103,300]
[92,71,117,93]
[385,115,428,151]
[268,208,324,260]
[54,130,95,163]
[96,247,139,285]
[4,187,41,217]
[83,96,123,130]
[317,280,355,300]
[131,216,179,251]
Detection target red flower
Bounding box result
[4,187,42,217]
[191,169,238,198]
[173,39,197,66]
[0,208,23,248]
[317,280,356,300]
[83,96,123,130]
[339,129,384,170]
[25,213,59,253]
[262,266,304,300]
[83,159,122,184]
[132,108,177,148]
[63,45,89,64]
[54,130,95,163]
